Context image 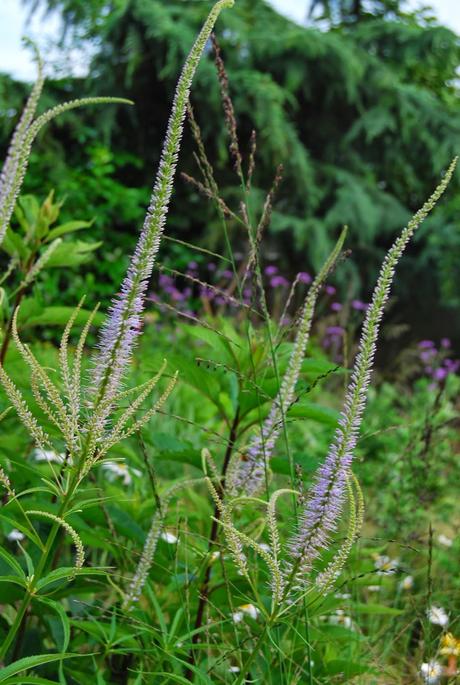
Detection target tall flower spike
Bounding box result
[122,477,204,610]
[91,0,234,420]
[315,474,364,594]
[0,96,132,246]
[0,40,44,210]
[229,227,347,497]
[288,159,457,585]
[27,510,85,575]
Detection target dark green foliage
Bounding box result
[5,1,460,330]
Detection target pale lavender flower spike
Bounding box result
[92,0,235,413]
[0,42,130,249]
[288,159,457,585]
[229,228,348,497]
[0,40,44,243]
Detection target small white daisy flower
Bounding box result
[400,575,414,591]
[374,554,399,575]
[232,603,260,623]
[420,660,443,684]
[329,609,355,630]
[32,448,66,464]
[101,460,141,485]
[427,605,448,627]
[160,531,178,544]
[7,529,25,542]
[438,534,453,548]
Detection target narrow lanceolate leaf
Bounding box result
[288,159,457,585]
[0,653,77,682]
[91,0,235,421]
[229,227,347,497]
[0,96,133,247]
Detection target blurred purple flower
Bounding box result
[418,340,435,349]
[351,299,368,311]
[200,285,215,300]
[331,302,342,312]
[243,288,252,298]
[264,265,278,276]
[444,359,460,374]
[170,288,185,302]
[325,285,336,295]
[298,272,312,284]
[207,262,216,271]
[188,260,198,270]
[221,269,233,279]
[326,326,344,336]
[420,349,437,363]
[433,367,448,381]
[159,274,173,288]
[441,337,451,349]
[270,276,289,288]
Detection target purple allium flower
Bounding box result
[170,288,185,302]
[420,349,436,364]
[418,340,435,349]
[433,367,448,381]
[187,260,198,270]
[326,326,344,336]
[298,272,312,284]
[264,265,278,276]
[441,337,451,349]
[159,274,174,288]
[444,359,460,374]
[200,285,215,300]
[325,285,336,295]
[331,302,342,312]
[270,276,289,288]
[351,299,368,311]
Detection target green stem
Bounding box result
[0,480,77,662]
[234,623,268,685]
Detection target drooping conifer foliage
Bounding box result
[5,0,460,326]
